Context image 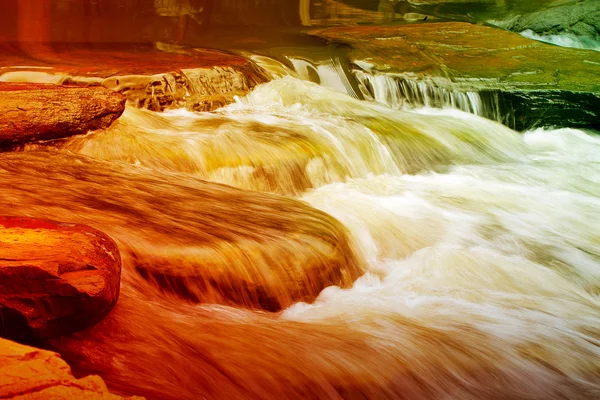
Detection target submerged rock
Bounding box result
[0,337,142,399]
[0,48,270,112]
[0,217,121,342]
[0,151,364,312]
[0,83,125,148]
[311,22,600,130]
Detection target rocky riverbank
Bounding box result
[0,45,365,397]
[0,337,142,399]
[1,7,599,398]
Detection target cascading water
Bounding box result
[44,78,521,195]
[289,56,359,97]
[246,55,503,121]
[3,76,599,399]
[355,69,503,122]
[244,50,362,98]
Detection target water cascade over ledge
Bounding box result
[46,78,522,195]
[355,70,503,122]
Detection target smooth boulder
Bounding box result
[0,337,142,399]
[0,83,125,148]
[0,217,121,342]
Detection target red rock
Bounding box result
[0,216,121,341]
[0,83,125,147]
[0,337,142,399]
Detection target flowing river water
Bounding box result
[2,75,600,398]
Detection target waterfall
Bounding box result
[4,77,599,400]
[355,70,503,123]
[46,77,522,196]
[247,51,362,99]
[288,57,360,97]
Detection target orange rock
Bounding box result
[0,48,270,112]
[0,83,125,148]
[0,217,121,341]
[0,152,364,313]
[0,337,142,399]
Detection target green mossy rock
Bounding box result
[311,22,600,130]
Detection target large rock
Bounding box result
[0,83,125,148]
[0,337,142,399]
[496,1,600,42]
[311,22,600,130]
[0,217,121,342]
[0,151,364,312]
[0,48,270,112]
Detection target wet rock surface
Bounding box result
[311,21,600,130]
[0,337,142,399]
[0,152,364,312]
[0,82,125,148]
[0,48,270,112]
[0,216,121,342]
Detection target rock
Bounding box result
[0,83,125,148]
[0,48,270,112]
[0,217,121,342]
[311,22,600,130]
[496,1,600,42]
[0,337,142,399]
[0,151,364,312]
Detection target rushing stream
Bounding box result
[2,75,599,399]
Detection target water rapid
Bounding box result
[47,78,521,195]
[3,77,599,399]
